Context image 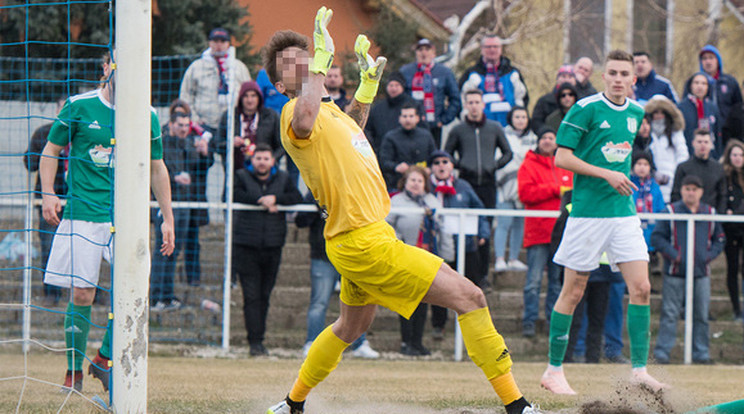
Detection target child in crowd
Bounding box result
[630,151,667,271]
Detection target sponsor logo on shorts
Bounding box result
[600,141,631,163]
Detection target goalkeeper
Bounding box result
[264,7,539,414]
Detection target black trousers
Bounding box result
[470,181,496,279]
[233,245,283,345]
[184,217,201,286]
[400,303,428,347]
[724,232,744,316]
[565,281,610,363]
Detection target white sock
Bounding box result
[547,364,563,373]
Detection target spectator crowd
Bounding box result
[29,26,744,364]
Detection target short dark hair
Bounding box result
[464,89,483,98]
[605,50,633,65]
[694,128,711,139]
[401,101,419,112]
[633,51,650,59]
[263,30,309,85]
[253,143,274,155]
[169,111,190,124]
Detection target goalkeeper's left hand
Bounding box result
[353,34,387,104]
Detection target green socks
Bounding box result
[548,310,573,367]
[99,317,112,359]
[627,304,650,368]
[64,303,91,371]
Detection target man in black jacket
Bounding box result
[365,73,421,153]
[445,89,513,279]
[379,102,436,190]
[670,129,726,213]
[233,143,302,356]
[531,65,577,133]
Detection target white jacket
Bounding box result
[496,126,537,204]
[649,130,689,202]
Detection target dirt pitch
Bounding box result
[1,348,743,413]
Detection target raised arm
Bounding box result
[555,146,637,196]
[348,34,386,129]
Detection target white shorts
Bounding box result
[553,216,649,272]
[44,219,112,289]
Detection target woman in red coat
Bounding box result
[517,126,573,337]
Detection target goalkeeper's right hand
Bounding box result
[309,6,334,76]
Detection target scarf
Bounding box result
[407,190,438,255]
[412,63,436,122]
[431,175,456,204]
[483,60,501,95]
[690,95,708,129]
[216,54,229,96]
[240,112,259,157]
[634,177,656,213]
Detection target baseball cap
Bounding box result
[209,28,230,41]
[429,149,454,165]
[415,38,433,49]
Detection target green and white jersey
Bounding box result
[556,93,644,218]
[47,89,163,222]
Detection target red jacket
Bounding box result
[517,150,573,248]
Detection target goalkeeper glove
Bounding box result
[309,6,334,75]
[353,34,387,104]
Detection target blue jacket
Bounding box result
[633,69,678,105]
[651,201,725,278]
[699,45,743,125]
[399,63,461,126]
[631,175,666,251]
[457,57,529,126]
[432,178,490,253]
[677,87,722,158]
[256,69,289,115]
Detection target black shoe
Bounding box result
[693,358,714,365]
[411,344,431,356]
[250,343,268,356]
[522,325,536,338]
[400,343,416,356]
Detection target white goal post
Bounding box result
[112,0,152,411]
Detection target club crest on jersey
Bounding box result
[601,141,632,163]
[627,117,638,134]
[351,131,374,158]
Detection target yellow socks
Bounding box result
[459,307,523,405]
[289,325,350,402]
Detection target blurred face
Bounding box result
[538,133,557,155]
[559,89,577,109]
[465,93,485,120]
[275,47,309,95]
[556,73,576,86]
[325,67,343,90]
[692,133,712,159]
[399,108,419,130]
[701,52,718,75]
[415,45,435,65]
[241,90,260,114]
[602,59,635,101]
[633,55,652,78]
[404,170,426,196]
[431,157,453,181]
[386,81,404,98]
[731,146,744,169]
[481,37,502,64]
[574,58,593,83]
[170,116,191,139]
[691,75,709,99]
[511,109,529,131]
[633,158,651,178]
[250,150,275,176]
[681,184,703,206]
[209,39,230,54]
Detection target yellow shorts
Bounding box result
[326,220,443,319]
